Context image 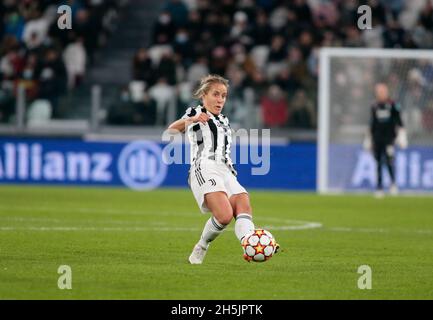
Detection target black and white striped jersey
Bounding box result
[182,105,236,175]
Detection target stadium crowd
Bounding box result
[126,0,433,129]
[1,0,433,129]
[0,0,125,122]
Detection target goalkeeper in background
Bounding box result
[365,82,407,197]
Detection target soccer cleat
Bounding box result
[390,184,399,196]
[274,243,280,254]
[188,243,207,264]
[374,190,384,199]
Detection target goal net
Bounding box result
[318,48,433,194]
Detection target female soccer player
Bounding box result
[168,74,277,264]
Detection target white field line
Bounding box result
[0,205,195,217]
[1,225,432,235]
[0,205,323,231]
[1,206,432,235]
[0,226,199,232]
[0,221,322,232]
[0,223,432,235]
[327,227,433,235]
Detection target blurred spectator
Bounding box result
[0,0,124,121]
[20,52,39,100]
[0,86,15,123]
[73,8,99,61]
[298,30,314,59]
[269,5,289,32]
[132,48,153,86]
[225,63,247,121]
[107,87,157,126]
[209,46,229,75]
[249,10,271,46]
[419,1,433,30]
[230,11,251,45]
[367,0,387,25]
[63,36,86,88]
[148,77,175,125]
[148,41,173,66]
[0,47,25,80]
[344,26,364,47]
[246,69,268,99]
[338,0,359,27]
[1,0,433,130]
[383,19,406,48]
[260,84,289,127]
[384,0,404,21]
[266,35,287,80]
[154,52,177,86]
[268,35,286,62]
[287,46,310,90]
[362,17,385,48]
[173,28,194,67]
[312,0,339,28]
[22,9,49,50]
[187,56,209,85]
[34,47,67,117]
[411,20,433,48]
[185,10,202,43]
[422,101,433,133]
[152,11,175,44]
[289,89,315,128]
[4,11,25,41]
[164,0,189,27]
[203,10,229,44]
[290,0,313,29]
[138,0,433,130]
[275,67,298,95]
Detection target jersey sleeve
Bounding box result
[181,106,199,119]
[369,105,376,135]
[392,102,404,127]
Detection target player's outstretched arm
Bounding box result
[167,113,209,133]
[393,103,408,149]
[167,118,194,134]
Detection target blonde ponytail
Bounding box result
[193,74,229,100]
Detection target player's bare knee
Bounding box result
[215,213,233,226]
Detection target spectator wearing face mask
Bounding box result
[173,28,194,68]
[153,11,176,44]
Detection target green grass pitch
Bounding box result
[0,185,432,299]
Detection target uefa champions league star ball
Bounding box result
[242,229,276,262]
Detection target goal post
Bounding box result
[318,48,433,194]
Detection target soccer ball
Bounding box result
[242,229,276,262]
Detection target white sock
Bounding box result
[198,216,226,249]
[235,213,255,242]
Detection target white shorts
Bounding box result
[188,159,247,213]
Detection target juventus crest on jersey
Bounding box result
[182,105,236,173]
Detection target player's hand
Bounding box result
[396,128,408,149]
[191,113,210,125]
[363,135,372,151]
